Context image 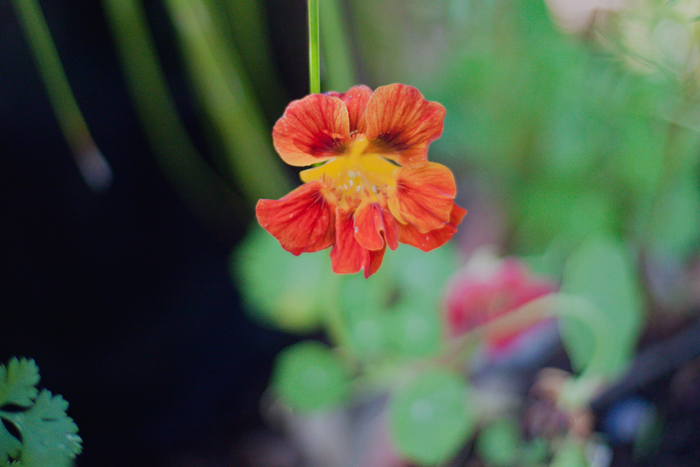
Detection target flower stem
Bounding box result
[308,0,321,94]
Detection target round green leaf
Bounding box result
[390,306,442,358]
[232,225,337,333]
[271,341,349,411]
[476,417,521,466]
[389,369,476,465]
[559,237,643,376]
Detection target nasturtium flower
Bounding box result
[256,83,466,278]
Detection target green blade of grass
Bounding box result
[102,0,244,235]
[12,0,113,192]
[163,0,292,201]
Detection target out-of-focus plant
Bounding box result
[234,0,700,465]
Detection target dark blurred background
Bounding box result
[0,1,308,465]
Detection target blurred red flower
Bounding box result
[444,255,557,348]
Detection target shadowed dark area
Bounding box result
[0,1,305,465]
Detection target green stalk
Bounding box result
[102,0,243,235]
[163,0,292,201]
[12,0,112,192]
[220,0,287,119]
[309,0,321,94]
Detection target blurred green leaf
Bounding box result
[559,237,644,376]
[389,306,442,358]
[271,341,350,411]
[550,440,588,467]
[388,368,476,465]
[338,242,459,360]
[646,175,700,256]
[615,120,665,196]
[232,225,338,333]
[476,417,521,466]
[523,437,550,465]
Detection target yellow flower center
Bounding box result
[300,135,399,208]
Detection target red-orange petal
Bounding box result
[272,94,351,167]
[388,162,457,233]
[364,83,446,168]
[365,246,387,278]
[354,200,399,251]
[398,202,467,251]
[325,85,372,134]
[331,207,386,277]
[256,181,337,255]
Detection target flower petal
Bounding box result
[354,200,399,251]
[398,202,466,251]
[331,207,386,277]
[388,162,457,232]
[256,181,337,255]
[365,83,446,168]
[326,85,372,134]
[365,246,386,278]
[272,94,351,166]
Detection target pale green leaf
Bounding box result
[550,441,588,467]
[232,225,338,333]
[271,341,349,411]
[389,369,476,465]
[476,417,521,466]
[646,176,700,256]
[559,237,644,376]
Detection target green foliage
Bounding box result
[232,225,339,333]
[339,242,459,360]
[645,174,700,256]
[559,237,644,377]
[476,417,521,466]
[233,224,460,360]
[549,441,588,467]
[0,358,81,467]
[270,341,350,411]
[388,368,476,465]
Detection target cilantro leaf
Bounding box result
[0,359,82,467]
[0,358,40,408]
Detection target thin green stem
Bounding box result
[308,0,321,94]
[12,0,112,192]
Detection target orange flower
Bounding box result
[256,84,466,278]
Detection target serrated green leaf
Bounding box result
[559,237,644,376]
[2,390,82,467]
[0,417,22,464]
[476,417,521,466]
[388,369,476,465]
[271,341,350,411]
[0,358,40,408]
